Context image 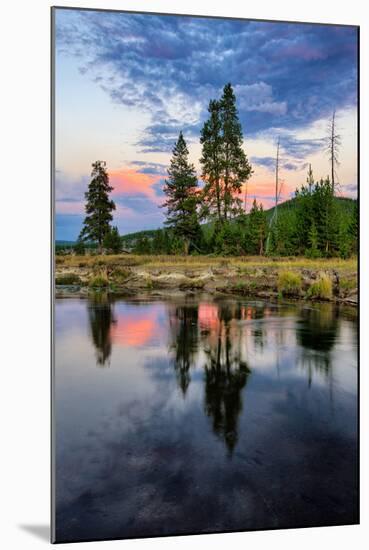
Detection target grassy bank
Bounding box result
[55,254,357,304]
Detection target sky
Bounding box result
[54,8,358,241]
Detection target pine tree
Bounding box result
[348,201,358,254]
[163,132,201,254]
[307,222,320,258]
[220,83,253,220]
[248,200,267,255]
[135,235,152,255]
[200,100,224,223]
[307,164,314,194]
[295,182,315,253]
[338,221,350,259]
[200,86,252,224]
[313,177,339,256]
[152,230,164,254]
[79,161,116,253]
[103,226,121,254]
[74,237,85,255]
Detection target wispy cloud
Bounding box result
[56,10,357,154]
[55,9,357,238]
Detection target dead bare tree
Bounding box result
[326,110,341,194]
[275,138,280,221]
[266,138,281,255]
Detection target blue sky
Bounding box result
[54,8,358,240]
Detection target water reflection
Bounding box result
[168,303,199,395]
[296,304,339,387]
[55,296,358,541]
[84,297,348,447]
[297,303,339,353]
[87,293,115,366]
[202,303,251,453]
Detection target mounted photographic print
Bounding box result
[51,6,359,544]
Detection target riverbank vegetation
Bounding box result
[56,83,357,305]
[55,254,357,304]
[56,83,357,262]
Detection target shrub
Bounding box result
[307,274,332,300]
[339,277,357,291]
[88,274,109,289]
[146,277,154,290]
[55,273,82,285]
[278,271,302,296]
[111,267,130,284]
[179,278,205,290]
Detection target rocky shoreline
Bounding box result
[55,260,357,305]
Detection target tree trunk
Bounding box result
[259,237,264,256]
[215,178,222,223]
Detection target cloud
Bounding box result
[55,9,358,153]
[250,156,276,170]
[55,10,358,238]
[280,136,325,159]
[130,161,167,175]
[115,193,162,216]
[109,168,161,199]
[235,83,287,116]
[340,183,357,198]
[251,155,308,172]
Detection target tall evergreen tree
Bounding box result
[79,161,116,253]
[74,237,85,255]
[200,85,252,224]
[200,100,224,223]
[348,201,358,254]
[220,83,253,220]
[307,221,320,258]
[103,226,122,254]
[248,199,267,255]
[163,132,200,254]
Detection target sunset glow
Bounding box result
[55,9,358,240]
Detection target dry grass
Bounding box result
[88,273,109,289]
[307,274,333,300]
[278,271,302,296]
[57,254,357,272]
[55,273,82,285]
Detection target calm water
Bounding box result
[54,294,358,542]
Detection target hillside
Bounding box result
[55,196,357,251]
[119,196,357,248]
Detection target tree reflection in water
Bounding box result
[168,302,199,395]
[296,303,339,387]
[168,300,252,453]
[202,303,251,454]
[85,294,343,450]
[87,293,116,367]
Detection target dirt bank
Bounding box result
[54,255,357,305]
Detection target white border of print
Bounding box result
[1,1,367,549]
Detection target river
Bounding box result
[54,294,358,542]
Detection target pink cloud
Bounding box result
[55,200,85,215]
[109,168,162,200]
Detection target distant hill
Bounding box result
[55,196,356,250]
[120,196,357,246]
[265,195,356,220]
[120,229,160,247]
[55,240,75,248]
